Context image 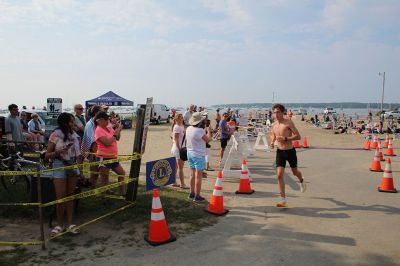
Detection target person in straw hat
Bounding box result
[186,112,212,202]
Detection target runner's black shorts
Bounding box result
[220,138,229,149]
[276,148,298,168]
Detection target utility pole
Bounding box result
[379,72,386,112]
[272,91,275,105]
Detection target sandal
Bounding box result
[67,224,80,235]
[180,185,189,189]
[50,226,64,237]
[172,183,180,187]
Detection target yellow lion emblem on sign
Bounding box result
[150,160,173,187]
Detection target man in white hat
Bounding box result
[185,112,212,202]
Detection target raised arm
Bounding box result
[202,126,212,143]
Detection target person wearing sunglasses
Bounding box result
[73,104,86,139]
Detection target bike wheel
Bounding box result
[0,173,30,195]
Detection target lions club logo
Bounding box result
[150,160,172,187]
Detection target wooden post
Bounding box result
[125,108,145,202]
[37,165,45,250]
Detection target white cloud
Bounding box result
[320,0,357,31]
[200,0,254,33]
[0,1,399,107]
[0,0,188,37]
[82,0,189,36]
[0,0,78,25]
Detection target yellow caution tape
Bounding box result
[0,153,141,176]
[39,154,141,173]
[40,178,135,207]
[0,170,33,176]
[46,202,136,242]
[81,152,139,157]
[22,153,41,158]
[0,202,40,206]
[81,170,127,179]
[0,202,136,246]
[0,240,43,245]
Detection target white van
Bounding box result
[152,104,171,124]
[138,104,171,124]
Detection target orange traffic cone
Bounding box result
[364,139,371,150]
[378,142,385,162]
[385,138,396,156]
[303,137,309,148]
[236,160,255,194]
[378,158,397,193]
[383,134,389,148]
[293,140,300,148]
[370,148,383,172]
[206,171,229,216]
[372,135,379,149]
[144,189,176,246]
[241,158,251,178]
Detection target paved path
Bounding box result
[77,125,400,266]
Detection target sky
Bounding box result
[0,0,399,108]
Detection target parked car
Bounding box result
[323,107,336,114]
[384,110,400,120]
[137,104,171,124]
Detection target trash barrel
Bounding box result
[121,119,132,129]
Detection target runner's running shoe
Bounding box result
[300,178,307,193]
[276,198,288,208]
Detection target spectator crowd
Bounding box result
[4,103,125,237]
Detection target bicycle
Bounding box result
[0,151,46,194]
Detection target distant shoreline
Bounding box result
[212,102,400,109]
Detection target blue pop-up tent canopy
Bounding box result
[85,91,133,108]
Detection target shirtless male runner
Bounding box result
[270,103,306,207]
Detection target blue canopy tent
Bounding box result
[85,91,134,128]
[85,91,133,108]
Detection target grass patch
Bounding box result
[0,181,218,245]
[76,184,218,235]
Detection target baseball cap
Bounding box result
[95,111,109,121]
